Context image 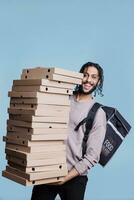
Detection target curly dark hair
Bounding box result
[74,62,104,97]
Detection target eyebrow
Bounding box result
[84,72,99,76]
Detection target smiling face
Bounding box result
[81,66,100,95]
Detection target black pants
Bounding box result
[31,176,88,200]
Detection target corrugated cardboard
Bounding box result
[5,132,67,141]
[7,126,67,135]
[6,154,66,167]
[9,114,68,123]
[6,143,66,153]
[21,72,82,84]
[13,79,74,89]
[2,170,64,186]
[8,108,69,117]
[7,119,68,129]
[12,85,73,95]
[8,161,67,173]
[10,94,70,105]
[6,148,66,160]
[21,67,83,79]
[6,165,67,181]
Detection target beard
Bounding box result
[78,83,97,95]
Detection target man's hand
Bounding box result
[55,177,67,185]
[49,168,79,185]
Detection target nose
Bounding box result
[86,75,93,83]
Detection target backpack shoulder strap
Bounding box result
[85,102,102,131]
[81,102,102,157]
[75,102,102,131]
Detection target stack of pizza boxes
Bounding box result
[2,67,83,186]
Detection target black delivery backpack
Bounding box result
[74,103,131,166]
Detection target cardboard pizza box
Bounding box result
[4,136,65,146]
[13,79,75,89]
[2,170,64,186]
[9,114,68,123]
[8,91,71,98]
[7,119,68,129]
[6,165,67,181]
[7,126,67,135]
[8,161,67,173]
[5,148,66,160]
[6,154,66,167]
[9,103,70,112]
[21,72,82,85]
[10,93,70,105]
[12,85,73,95]
[21,67,83,79]
[5,132,67,142]
[8,108,69,117]
[6,132,67,141]
[27,169,67,181]
[6,143,66,153]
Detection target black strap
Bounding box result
[74,102,102,157]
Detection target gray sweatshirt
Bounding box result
[66,96,106,175]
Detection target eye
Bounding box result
[92,75,98,80]
[83,73,88,78]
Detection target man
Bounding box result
[31,62,106,200]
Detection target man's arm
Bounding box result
[57,167,79,185]
[54,108,106,185]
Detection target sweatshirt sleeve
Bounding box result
[74,107,106,175]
